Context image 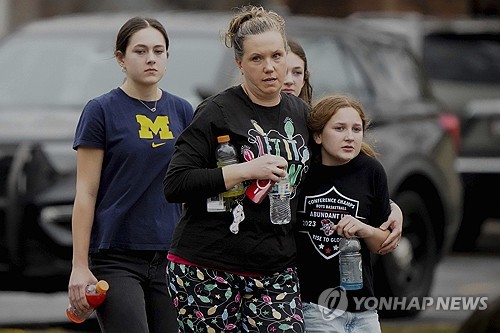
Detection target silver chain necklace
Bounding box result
[138,99,157,112]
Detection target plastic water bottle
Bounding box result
[66,280,109,323]
[207,135,245,212]
[339,238,363,290]
[268,174,291,224]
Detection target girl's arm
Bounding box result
[378,200,403,254]
[68,147,103,311]
[334,215,391,253]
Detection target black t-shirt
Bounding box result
[296,154,391,311]
[164,85,311,275]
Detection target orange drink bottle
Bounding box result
[66,280,109,323]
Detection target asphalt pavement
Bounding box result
[1,220,499,332]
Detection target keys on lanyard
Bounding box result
[229,201,245,234]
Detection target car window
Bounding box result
[0,31,226,109]
[461,115,500,155]
[423,33,500,84]
[356,40,423,102]
[162,32,229,107]
[0,33,121,107]
[298,36,371,103]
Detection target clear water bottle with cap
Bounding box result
[339,238,363,290]
[66,280,109,323]
[268,173,291,224]
[207,135,245,212]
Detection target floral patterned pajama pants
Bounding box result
[166,262,305,333]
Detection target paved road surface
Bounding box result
[1,220,499,332]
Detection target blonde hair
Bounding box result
[224,5,287,60]
[308,94,377,162]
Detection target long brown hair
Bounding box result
[287,38,313,106]
[308,94,377,163]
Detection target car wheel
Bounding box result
[374,190,437,318]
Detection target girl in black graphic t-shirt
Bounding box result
[296,94,392,333]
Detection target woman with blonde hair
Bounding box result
[164,5,309,332]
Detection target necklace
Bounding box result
[138,98,157,112]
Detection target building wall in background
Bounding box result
[2,0,499,35]
[0,0,10,37]
[285,0,470,17]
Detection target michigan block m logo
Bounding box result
[136,115,173,139]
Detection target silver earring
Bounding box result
[121,66,126,73]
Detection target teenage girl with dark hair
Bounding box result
[68,16,193,333]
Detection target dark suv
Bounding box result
[0,11,462,317]
[423,19,500,252]
[351,13,500,251]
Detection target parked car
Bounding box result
[351,13,500,251]
[0,10,232,282]
[0,10,462,317]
